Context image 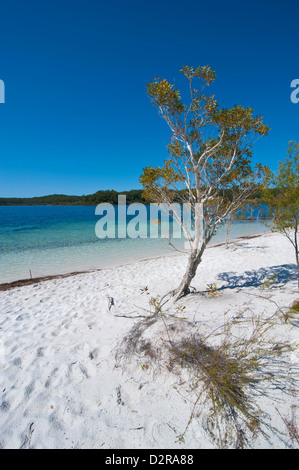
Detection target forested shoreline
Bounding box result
[0,187,285,206]
[0,189,146,205]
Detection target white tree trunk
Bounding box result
[174,236,210,299]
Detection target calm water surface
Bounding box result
[0,205,269,283]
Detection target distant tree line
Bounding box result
[0,190,147,205]
[0,187,288,206]
[80,189,147,205]
[0,194,83,205]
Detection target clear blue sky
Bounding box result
[0,0,298,197]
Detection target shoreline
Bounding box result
[0,232,270,292]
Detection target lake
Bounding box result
[0,205,270,283]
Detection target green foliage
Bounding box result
[81,189,148,205]
[0,189,147,206]
[148,295,163,315]
[291,300,299,314]
[266,141,299,227]
[206,283,220,297]
[285,299,299,323]
[0,194,83,205]
[117,289,296,448]
[141,65,271,297]
[259,274,278,290]
[264,141,299,286]
[140,64,270,224]
[169,311,293,448]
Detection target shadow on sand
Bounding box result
[217,264,298,290]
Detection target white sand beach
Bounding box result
[0,231,298,449]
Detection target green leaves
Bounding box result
[139,162,183,203]
[146,79,185,113]
[266,141,299,286]
[267,141,299,212]
[142,65,270,224]
[180,65,216,85]
[212,105,270,137]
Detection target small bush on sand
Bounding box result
[115,295,297,448]
[284,299,299,323]
[168,313,291,448]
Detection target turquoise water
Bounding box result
[0,205,269,283]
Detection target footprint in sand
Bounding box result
[24,381,35,399]
[0,401,10,412]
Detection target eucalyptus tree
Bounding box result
[140,66,270,299]
[266,141,299,287]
